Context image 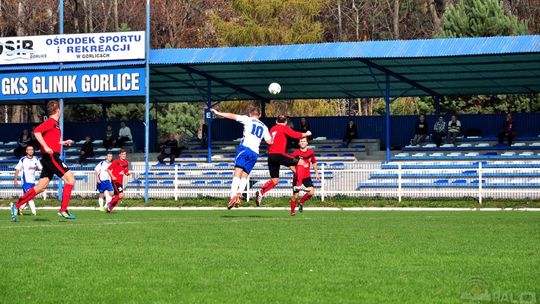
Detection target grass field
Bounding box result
[1,209,539,303]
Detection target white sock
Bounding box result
[230,177,241,198]
[98,197,104,208]
[105,192,112,203]
[28,200,36,215]
[20,203,27,210]
[238,178,248,196]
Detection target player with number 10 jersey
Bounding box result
[210,106,273,209]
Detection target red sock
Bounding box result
[299,193,312,204]
[295,167,306,187]
[15,188,37,208]
[60,184,74,212]
[109,196,121,210]
[290,199,296,214]
[260,180,276,196]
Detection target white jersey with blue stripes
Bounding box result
[236,115,271,154]
[94,160,112,181]
[15,156,42,184]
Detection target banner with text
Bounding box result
[0,68,146,100]
[0,31,145,65]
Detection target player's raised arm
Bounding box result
[210,108,237,121]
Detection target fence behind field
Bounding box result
[2,161,539,203]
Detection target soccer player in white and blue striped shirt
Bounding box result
[13,146,42,216]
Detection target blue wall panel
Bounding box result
[212,113,540,149]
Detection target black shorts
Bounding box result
[39,153,69,180]
[292,177,314,193]
[112,181,124,195]
[267,153,299,178]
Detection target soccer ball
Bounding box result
[268,82,281,95]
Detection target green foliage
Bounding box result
[212,0,326,46]
[106,104,147,121]
[64,104,103,122]
[155,103,201,139]
[441,0,528,37]
[372,97,435,115]
[441,94,540,114]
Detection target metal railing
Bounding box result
[1,161,539,202]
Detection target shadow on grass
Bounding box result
[32,218,50,222]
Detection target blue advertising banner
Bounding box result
[0,68,145,100]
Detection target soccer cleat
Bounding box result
[255,190,263,207]
[105,203,112,214]
[234,195,242,208]
[58,210,76,220]
[298,203,303,213]
[290,211,295,216]
[10,202,18,222]
[293,185,309,192]
[227,195,239,210]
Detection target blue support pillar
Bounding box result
[144,0,151,206]
[58,0,64,200]
[206,80,212,163]
[385,73,391,163]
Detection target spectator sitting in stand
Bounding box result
[447,115,461,144]
[498,113,517,146]
[116,122,133,148]
[432,115,446,147]
[29,126,39,151]
[342,120,358,147]
[157,134,179,165]
[78,136,95,165]
[410,114,428,146]
[14,129,32,158]
[104,125,115,150]
[201,122,208,147]
[299,117,312,140]
[286,119,299,151]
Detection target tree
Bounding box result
[440,0,528,37]
[212,0,326,46]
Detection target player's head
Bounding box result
[47,100,60,116]
[276,114,288,125]
[299,137,308,149]
[247,106,260,118]
[119,149,127,160]
[25,145,34,157]
[106,152,113,162]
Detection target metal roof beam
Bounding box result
[177,64,269,101]
[357,58,441,97]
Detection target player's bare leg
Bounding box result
[228,167,245,209]
[10,177,50,222]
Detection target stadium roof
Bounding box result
[1,35,540,104]
[149,35,540,102]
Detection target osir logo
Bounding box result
[0,39,34,58]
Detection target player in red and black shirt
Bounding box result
[105,149,130,213]
[10,100,77,221]
[255,115,311,205]
[290,137,319,216]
